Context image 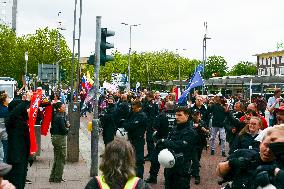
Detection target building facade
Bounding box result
[254,50,284,76]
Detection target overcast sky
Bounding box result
[2,0,284,68]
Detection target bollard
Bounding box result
[67,102,80,162]
[35,125,41,156]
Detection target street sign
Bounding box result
[38,64,59,83]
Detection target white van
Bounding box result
[0,77,17,99]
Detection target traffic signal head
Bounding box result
[60,68,67,81]
[87,55,95,65]
[100,28,115,66]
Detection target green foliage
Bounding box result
[0,25,72,86]
[98,50,197,88]
[228,61,257,76]
[204,55,228,79]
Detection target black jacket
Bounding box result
[123,110,148,142]
[229,132,260,154]
[50,112,68,136]
[115,101,130,127]
[143,100,159,127]
[189,120,209,148]
[5,101,30,163]
[100,104,117,145]
[161,121,197,162]
[208,103,226,128]
[153,111,172,140]
[191,104,209,126]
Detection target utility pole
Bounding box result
[12,0,17,32]
[90,16,101,177]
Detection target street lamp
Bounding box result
[202,22,211,94]
[175,48,187,92]
[24,51,28,76]
[121,22,140,90]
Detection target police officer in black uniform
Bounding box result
[143,92,159,161]
[157,106,197,189]
[122,100,148,179]
[145,101,175,184]
[100,97,117,146]
[115,94,130,128]
[190,109,210,185]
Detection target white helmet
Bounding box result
[116,128,128,140]
[158,149,175,168]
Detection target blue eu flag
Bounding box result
[178,71,204,105]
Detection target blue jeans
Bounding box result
[210,127,226,152]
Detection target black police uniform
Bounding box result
[100,104,117,146]
[159,121,197,189]
[189,119,209,180]
[147,110,172,181]
[114,100,130,128]
[123,110,148,179]
[143,100,159,160]
[191,104,210,126]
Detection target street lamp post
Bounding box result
[175,48,187,92]
[121,23,140,90]
[57,11,66,90]
[24,51,28,76]
[202,22,211,94]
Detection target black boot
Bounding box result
[145,176,157,184]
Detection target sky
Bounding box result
[2,0,284,68]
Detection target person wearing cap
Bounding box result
[274,105,284,125]
[189,109,209,185]
[49,102,70,183]
[267,88,282,126]
[122,100,148,179]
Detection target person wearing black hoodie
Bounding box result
[4,99,30,189]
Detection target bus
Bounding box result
[0,77,17,99]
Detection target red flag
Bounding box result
[28,89,42,155]
[41,105,53,136]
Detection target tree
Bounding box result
[228,61,257,76]
[204,56,228,79]
[0,25,73,86]
[98,50,196,88]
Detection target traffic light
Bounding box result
[100,28,115,66]
[87,55,95,65]
[60,68,67,81]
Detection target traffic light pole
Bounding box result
[90,16,101,177]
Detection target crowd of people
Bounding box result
[87,88,284,189]
[0,84,283,189]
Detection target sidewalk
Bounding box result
[25,132,92,189]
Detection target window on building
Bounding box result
[280,67,284,75]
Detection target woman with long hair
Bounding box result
[85,138,151,189]
[229,116,262,154]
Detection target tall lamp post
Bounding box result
[175,48,187,92]
[121,23,140,90]
[57,11,66,90]
[202,22,211,94]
